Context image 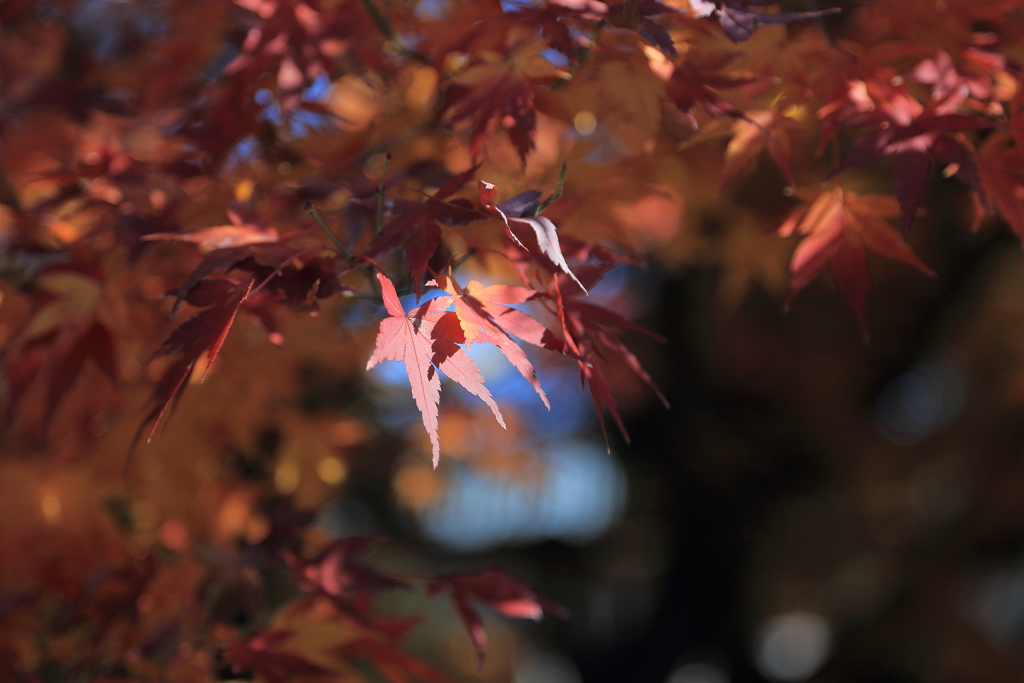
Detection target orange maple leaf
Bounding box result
[780,187,936,340]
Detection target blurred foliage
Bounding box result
[4,1,1024,682]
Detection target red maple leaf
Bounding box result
[432,272,568,409]
[514,1,607,62]
[365,273,505,467]
[141,279,252,440]
[335,636,455,683]
[976,131,1024,244]
[779,187,936,340]
[367,166,481,299]
[224,0,383,102]
[445,43,568,162]
[291,537,409,604]
[716,108,797,193]
[4,269,118,425]
[171,239,348,316]
[556,285,668,448]
[227,630,338,683]
[142,201,279,252]
[827,74,992,234]
[427,568,566,670]
[493,235,664,447]
[910,48,1006,108]
[665,48,762,128]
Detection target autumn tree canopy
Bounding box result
[4,0,1024,681]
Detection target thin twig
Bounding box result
[305,200,354,262]
[386,183,489,217]
[450,248,478,271]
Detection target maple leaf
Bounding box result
[366,273,505,467]
[479,180,586,292]
[171,240,347,315]
[156,235,349,353]
[827,75,992,234]
[4,270,117,424]
[141,279,252,440]
[514,1,607,62]
[445,43,567,163]
[431,272,563,409]
[716,108,797,193]
[224,0,381,99]
[559,291,669,448]
[427,568,566,670]
[779,187,936,340]
[141,201,279,252]
[665,49,762,128]
[227,630,338,683]
[335,636,455,683]
[291,537,409,606]
[367,166,481,299]
[910,49,1007,107]
[976,131,1024,244]
[492,231,663,446]
[283,537,410,631]
[417,0,603,71]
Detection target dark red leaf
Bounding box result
[292,537,409,600]
[428,568,566,669]
[369,168,481,299]
[336,636,455,683]
[830,84,993,233]
[548,283,668,450]
[45,320,117,423]
[142,281,252,440]
[666,49,762,127]
[227,630,337,683]
[450,73,537,163]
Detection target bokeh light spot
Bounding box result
[574,111,598,135]
[317,456,347,485]
[274,461,300,494]
[754,612,832,681]
[665,662,729,683]
[41,493,62,524]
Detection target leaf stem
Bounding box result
[249,246,329,298]
[450,248,477,271]
[535,161,568,215]
[361,0,395,41]
[305,200,354,262]
[387,183,490,218]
